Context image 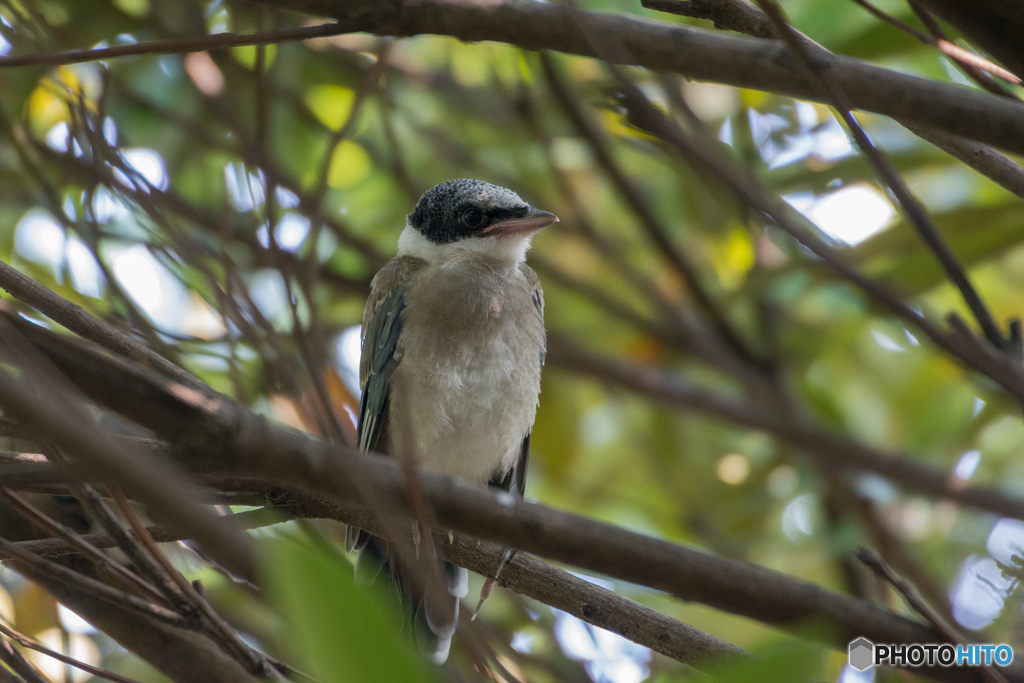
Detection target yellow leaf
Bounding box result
[231,44,277,70]
[327,140,372,189]
[710,228,755,291]
[304,84,355,132]
[27,84,70,139]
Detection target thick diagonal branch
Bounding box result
[5,325,1013,683]
[251,0,1024,156]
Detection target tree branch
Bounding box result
[642,0,773,37]
[2,329,1013,682]
[0,261,208,393]
[0,313,256,584]
[0,621,142,683]
[3,500,750,672]
[645,0,1024,254]
[899,121,1024,201]
[251,0,1024,156]
[753,0,1007,349]
[0,23,354,68]
[908,0,1024,81]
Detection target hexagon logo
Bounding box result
[849,638,874,671]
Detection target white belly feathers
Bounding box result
[387,253,543,485]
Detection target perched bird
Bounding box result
[347,179,557,662]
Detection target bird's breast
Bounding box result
[388,259,544,484]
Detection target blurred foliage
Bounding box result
[1,0,1024,682]
[263,530,434,683]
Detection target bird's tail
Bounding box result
[347,527,468,663]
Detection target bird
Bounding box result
[346,179,557,662]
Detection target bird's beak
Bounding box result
[481,208,559,239]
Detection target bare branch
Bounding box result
[0,260,208,392]
[0,23,352,68]
[254,0,1024,156]
[571,52,1024,402]
[644,0,1024,226]
[0,488,168,606]
[16,561,262,683]
[641,0,773,37]
[105,488,281,680]
[858,548,1012,683]
[847,0,1019,87]
[0,337,1009,683]
[0,536,190,627]
[908,0,1024,82]
[545,337,1024,520]
[5,499,749,672]
[62,481,197,620]
[540,53,767,373]
[753,0,1007,349]
[0,314,256,583]
[899,121,1024,200]
[0,622,142,683]
[0,636,50,683]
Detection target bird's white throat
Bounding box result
[397,225,534,265]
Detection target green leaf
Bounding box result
[262,536,435,683]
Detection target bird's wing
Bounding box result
[490,264,545,497]
[356,256,424,455]
[523,263,546,367]
[352,255,463,661]
[348,256,423,553]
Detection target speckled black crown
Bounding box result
[408,179,530,244]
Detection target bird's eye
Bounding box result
[461,208,484,228]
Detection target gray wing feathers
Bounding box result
[523,263,546,366]
[356,293,405,453]
[347,257,460,662]
[356,258,418,455]
[347,258,419,554]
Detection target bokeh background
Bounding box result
[1,0,1024,682]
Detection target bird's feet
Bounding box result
[471,547,521,620]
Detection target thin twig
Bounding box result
[906,0,1017,97]
[107,488,280,680]
[847,0,1019,88]
[643,0,1024,229]
[900,120,1024,200]
[0,255,207,393]
[0,635,50,683]
[0,23,353,68]
[4,500,749,673]
[752,0,1007,349]
[0,536,190,627]
[0,314,256,584]
[540,52,766,371]
[0,488,168,605]
[563,57,1024,402]
[62,480,197,620]
[0,622,142,683]
[857,547,1012,683]
[0,508,284,560]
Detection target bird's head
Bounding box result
[402,179,557,263]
